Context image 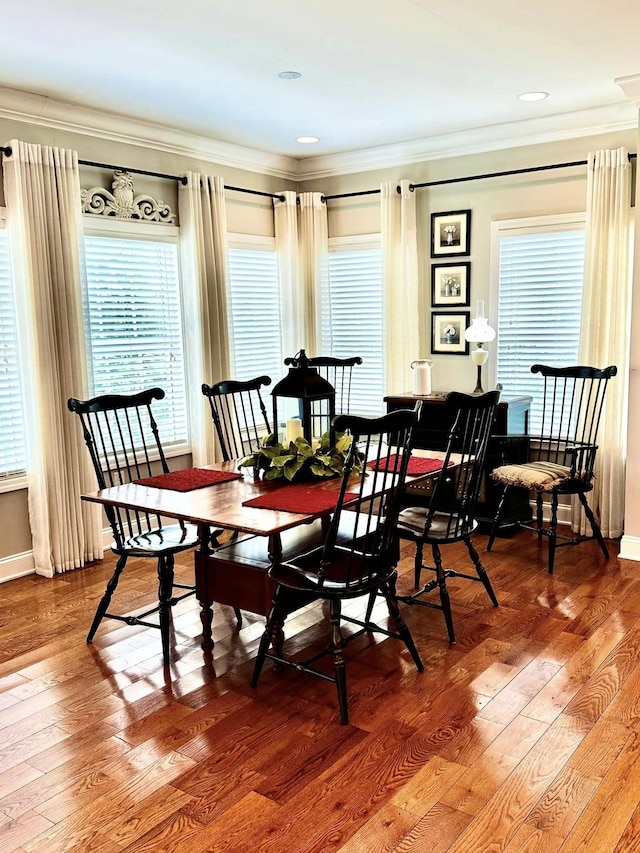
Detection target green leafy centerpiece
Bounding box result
[240,431,362,483]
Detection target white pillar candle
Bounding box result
[286,418,303,443]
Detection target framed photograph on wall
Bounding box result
[431,311,470,355]
[431,262,471,307]
[430,209,471,258]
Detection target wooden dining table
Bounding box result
[81,451,452,651]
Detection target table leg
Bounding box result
[195,523,214,651]
[267,533,285,659]
[268,532,282,564]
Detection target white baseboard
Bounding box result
[0,551,35,583]
[0,527,113,584]
[0,503,583,584]
[619,535,640,562]
[527,500,571,526]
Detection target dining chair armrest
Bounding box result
[563,441,598,478]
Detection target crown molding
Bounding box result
[295,102,639,180]
[0,86,636,184]
[616,74,640,107]
[0,86,299,180]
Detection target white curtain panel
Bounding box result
[575,147,633,539]
[3,139,103,576]
[297,192,328,356]
[179,173,231,465]
[274,191,303,360]
[381,180,420,394]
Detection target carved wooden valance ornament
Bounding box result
[81,170,175,224]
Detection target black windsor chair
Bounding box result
[201,375,273,628]
[487,364,617,573]
[300,356,363,446]
[68,388,199,667]
[201,375,272,461]
[307,356,363,415]
[251,407,423,725]
[396,391,501,644]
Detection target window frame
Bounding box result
[0,207,28,492]
[82,216,191,459]
[325,233,385,416]
[226,232,283,383]
[489,211,586,395]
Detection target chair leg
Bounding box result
[329,598,349,725]
[432,543,456,644]
[578,492,609,559]
[487,486,508,552]
[233,607,243,627]
[251,586,285,687]
[364,590,377,626]
[157,555,175,666]
[536,494,544,539]
[383,576,424,672]
[87,552,128,643]
[414,540,424,588]
[464,536,498,607]
[548,492,559,574]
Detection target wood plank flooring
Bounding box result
[1,531,639,852]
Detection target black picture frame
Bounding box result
[431,311,470,355]
[431,262,471,307]
[431,209,472,258]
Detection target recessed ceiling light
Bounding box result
[518,91,549,102]
[278,71,301,80]
[296,136,320,144]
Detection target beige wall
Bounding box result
[1,118,637,566]
[0,117,293,564]
[303,130,636,393]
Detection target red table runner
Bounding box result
[134,467,242,492]
[368,454,451,475]
[243,482,358,514]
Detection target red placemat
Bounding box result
[243,482,358,514]
[134,468,242,492]
[368,454,451,475]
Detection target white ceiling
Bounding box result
[1,0,639,165]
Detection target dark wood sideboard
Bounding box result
[384,392,533,534]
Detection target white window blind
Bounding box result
[323,244,385,416]
[227,246,283,383]
[0,227,26,479]
[83,234,189,447]
[495,220,585,432]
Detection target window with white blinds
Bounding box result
[227,243,283,383]
[493,215,585,432]
[83,231,189,447]
[0,225,27,481]
[323,239,385,416]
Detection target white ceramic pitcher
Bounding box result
[411,359,433,396]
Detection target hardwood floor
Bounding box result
[1,531,639,852]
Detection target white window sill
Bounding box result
[0,473,28,494]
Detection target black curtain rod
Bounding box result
[322,153,638,202]
[2,145,634,204]
[79,158,185,184]
[0,147,186,183]
[225,184,285,201]
[0,146,285,200]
